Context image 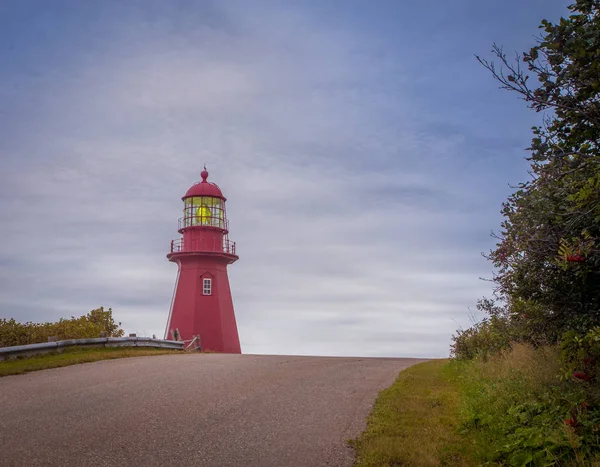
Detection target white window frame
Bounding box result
[203,278,212,295]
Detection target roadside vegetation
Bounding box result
[0,308,184,377]
[353,345,600,466]
[351,360,475,467]
[459,344,600,466]
[0,306,124,347]
[355,1,600,465]
[0,346,181,377]
[451,0,600,462]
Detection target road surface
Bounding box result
[0,354,426,467]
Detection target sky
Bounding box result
[0,0,572,358]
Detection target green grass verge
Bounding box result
[0,346,182,377]
[459,344,600,466]
[352,347,600,466]
[350,359,474,467]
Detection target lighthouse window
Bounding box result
[203,278,212,295]
[183,197,225,228]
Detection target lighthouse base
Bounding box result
[165,253,241,354]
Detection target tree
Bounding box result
[86,306,124,337]
[473,0,600,344]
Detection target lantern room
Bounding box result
[179,168,228,232]
[169,168,237,257]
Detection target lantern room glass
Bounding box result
[183,196,225,228]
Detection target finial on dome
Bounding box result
[201,165,209,183]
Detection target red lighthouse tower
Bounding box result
[164,168,241,353]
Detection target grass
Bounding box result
[0,346,182,377]
[352,346,600,467]
[459,344,600,466]
[459,344,565,463]
[350,359,475,467]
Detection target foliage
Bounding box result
[452,0,600,362]
[451,297,555,360]
[451,300,513,360]
[470,0,600,346]
[451,5,600,462]
[460,344,600,466]
[352,352,600,466]
[0,307,124,347]
[560,326,600,383]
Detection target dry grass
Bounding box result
[460,344,600,466]
[350,359,474,467]
[472,343,560,382]
[462,343,561,420]
[0,346,182,377]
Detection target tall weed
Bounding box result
[458,344,600,466]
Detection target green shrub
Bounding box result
[451,317,512,361]
[451,295,562,361]
[560,327,600,383]
[0,307,124,347]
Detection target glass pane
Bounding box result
[183,197,226,229]
[197,204,211,225]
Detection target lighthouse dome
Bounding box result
[183,169,225,200]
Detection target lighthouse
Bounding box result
[164,168,241,353]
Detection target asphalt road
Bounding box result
[0,354,427,467]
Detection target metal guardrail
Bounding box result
[0,337,184,361]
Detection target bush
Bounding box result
[560,326,600,383]
[451,316,512,361]
[459,344,600,465]
[0,307,124,347]
[451,297,550,360]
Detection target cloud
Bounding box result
[0,0,566,357]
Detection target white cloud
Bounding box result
[0,1,523,358]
